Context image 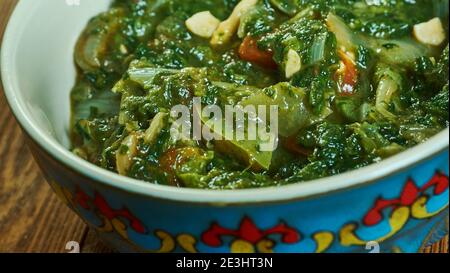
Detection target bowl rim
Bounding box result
[1,0,449,205]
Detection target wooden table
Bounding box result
[0,0,112,253]
[0,0,447,253]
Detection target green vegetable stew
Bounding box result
[71,0,449,189]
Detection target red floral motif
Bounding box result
[73,188,146,234]
[364,172,449,226]
[202,216,300,247]
[74,189,90,210]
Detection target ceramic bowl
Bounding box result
[2,0,449,253]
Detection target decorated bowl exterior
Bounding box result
[2,0,449,254]
[27,136,449,253]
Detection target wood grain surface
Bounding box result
[0,0,447,253]
[0,0,112,253]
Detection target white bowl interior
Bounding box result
[3,0,110,147]
[1,0,449,203]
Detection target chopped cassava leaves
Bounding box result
[71,0,449,189]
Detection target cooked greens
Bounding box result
[71,0,449,189]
